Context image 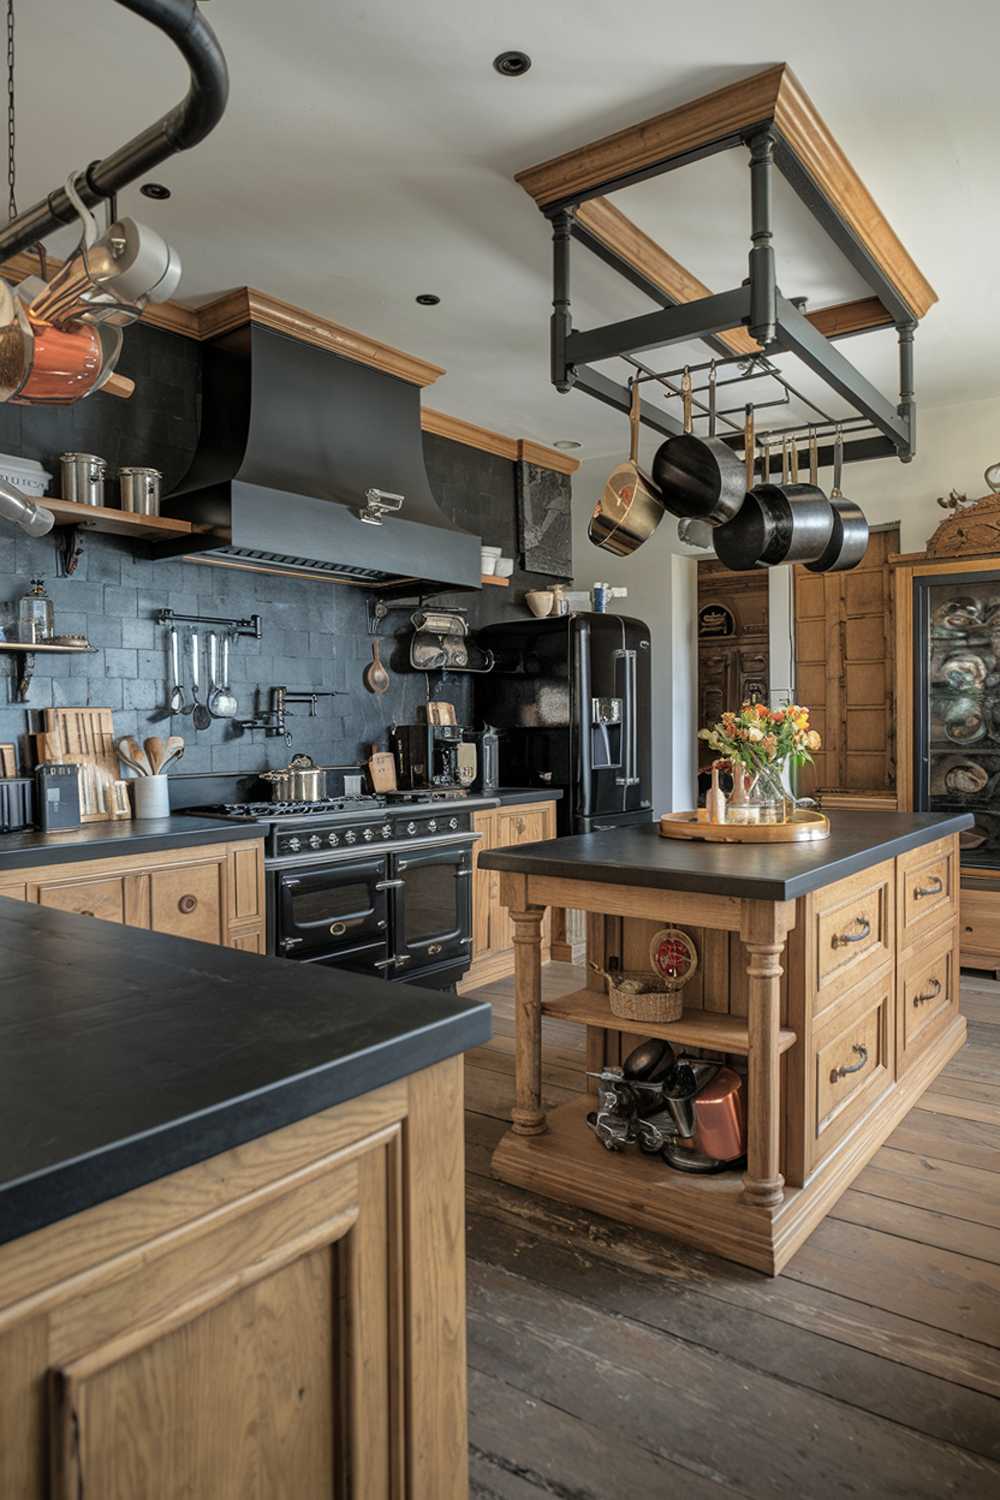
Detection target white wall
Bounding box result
[571,392,1000,809]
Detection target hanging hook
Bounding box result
[62,169,100,248]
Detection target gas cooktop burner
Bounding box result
[191,795,387,820]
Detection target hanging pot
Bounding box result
[588,379,666,556]
[651,365,748,526]
[805,426,869,574]
[714,432,835,571]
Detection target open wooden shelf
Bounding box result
[480,574,510,587]
[542,987,797,1056]
[44,497,193,541]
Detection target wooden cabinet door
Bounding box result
[38,872,131,925]
[489,805,554,956]
[149,857,226,946]
[471,810,494,958]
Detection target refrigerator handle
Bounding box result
[614,648,639,787]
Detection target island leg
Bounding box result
[503,873,548,1136]
[741,899,795,1210]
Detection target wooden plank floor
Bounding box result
[464,963,1000,1499]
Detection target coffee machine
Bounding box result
[586,1038,746,1173]
[390,723,475,791]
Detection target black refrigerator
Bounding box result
[474,613,654,835]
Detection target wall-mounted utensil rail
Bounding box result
[156,608,261,639]
[0,0,228,260]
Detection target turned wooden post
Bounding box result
[503,873,548,1136]
[741,899,795,1209]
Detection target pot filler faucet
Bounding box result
[236,686,347,745]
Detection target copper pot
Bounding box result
[589,379,666,556]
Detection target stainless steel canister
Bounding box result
[118,465,162,515]
[59,452,106,506]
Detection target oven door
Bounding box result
[391,842,472,977]
[275,855,389,967]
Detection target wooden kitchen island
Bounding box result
[480,811,972,1275]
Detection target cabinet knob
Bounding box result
[178,894,198,914]
[428,942,443,957]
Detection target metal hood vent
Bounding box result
[162,321,481,590]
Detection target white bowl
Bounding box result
[525,590,554,618]
[481,554,498,575]
[495,556,514,577]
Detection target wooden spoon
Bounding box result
[363,639,390,695]
[144,736,165,774]
[157,736,185,773]
[117,736,150,776]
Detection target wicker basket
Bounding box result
[603,970,684,1024]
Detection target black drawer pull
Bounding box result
[831,915,871,948]
[830,1043,868,1083]
[914,976,942,1007]
[914,875,944,899]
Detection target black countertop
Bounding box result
[479,811,973,901]
[0,816,264,871]
[0,900,491,1246]
[494,788,563,806]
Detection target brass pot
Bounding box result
[589,380,665,556]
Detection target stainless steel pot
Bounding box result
[118,465,161,515]
[59,452,106,506]
[262,754,327,802]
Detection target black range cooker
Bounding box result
[187,794,477,990]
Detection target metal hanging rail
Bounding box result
[0,0,228,260]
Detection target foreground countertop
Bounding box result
[479,810,973,901]
[0,900,491,1245]
[0,815,264,871]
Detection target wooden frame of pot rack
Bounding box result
[516,64,937,469]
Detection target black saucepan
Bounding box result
[651,365,747,526]
[805,427,869,573]
[713,435,834,571]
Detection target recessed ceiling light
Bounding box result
[553,439,581,450]
[140,182,171,200]
[493,50,532,77]
[415,293,440,306]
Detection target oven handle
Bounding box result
[376,878,405,890]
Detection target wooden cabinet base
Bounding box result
[493,1014,965,1277]
[0,1057,469,1500]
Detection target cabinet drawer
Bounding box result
[810,860,894,1014]
[898,838,957,953]
[812,972,895,1170]
[960,887,1000,958]
[899,925,958,1075]
[38,873,128,925]
[150,860,225,945]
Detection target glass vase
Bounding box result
[748,764,790,825]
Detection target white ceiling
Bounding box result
[14,0,1000,462]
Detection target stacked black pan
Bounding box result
[647,367,867,573]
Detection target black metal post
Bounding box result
[550,208,575,392]
[897,321,917,463]
[748,130,777,347]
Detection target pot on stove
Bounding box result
[261,754,327,802]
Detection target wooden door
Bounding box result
[149,856,226,945]
[794,527,898,796]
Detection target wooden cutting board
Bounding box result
[368,749,397,792]
[43,707,128,822]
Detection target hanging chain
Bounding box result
[6,0,15,224]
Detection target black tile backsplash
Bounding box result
[0,326,572,782]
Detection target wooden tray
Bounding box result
[659,808,830,843]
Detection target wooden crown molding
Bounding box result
[0,253,577,476]
[420,407,580,475]
[517,64,936,323]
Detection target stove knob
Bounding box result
[381,823,393,839]
[449,817,459,830]
[406,821,417,836]
[327,832,339,847]
[344,830,357,845]
[363,828,374,842]
[308,834,322,850]
[428,819,438,833]
[286,836,301,852]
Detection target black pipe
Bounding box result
[0,0,228,260]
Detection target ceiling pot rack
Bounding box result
[523,66,934,469]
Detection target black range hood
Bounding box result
[161,320,482,591]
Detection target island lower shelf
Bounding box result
[543,988,797,1055]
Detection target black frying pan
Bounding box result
[652,365,748,526]
[714,435,834,571]
[805,427,869,573]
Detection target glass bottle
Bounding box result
[18,578,53,643]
